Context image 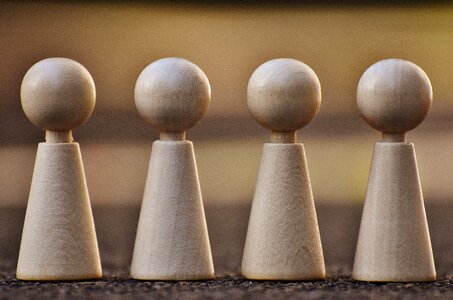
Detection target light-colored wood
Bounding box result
[381,132,406,143]
[247,58,321,136]
[353,58,436,282]
[242,58,325,280]
[353,143,436,282]
[130,141,214,280]
[21,58,96,131]
[17,57,101,281]
[131,57,214,280]
[357,58,432,135]
[17,143,102,280]
[45,130,74,143]
[134,57,211,136]
[270,131,297,144]
[242,143,325,280]
[160,131,186,141]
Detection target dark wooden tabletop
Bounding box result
[1,201,453,299]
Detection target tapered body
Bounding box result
[242,143,325,280]
[17,143,101,281]
[131,140,214,280]
[353,142,436,282]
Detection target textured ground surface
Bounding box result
[1,202,453,299]
[2,273,453,299]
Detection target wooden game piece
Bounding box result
[241,58,326,280]
[352,58,436,282]
[17,58,102,281]
[130,57,214,280]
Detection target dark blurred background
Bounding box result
[1,1,453,277]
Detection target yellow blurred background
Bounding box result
[1,1,453,207]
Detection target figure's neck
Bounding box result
[382,132,406,143]
[271,131,296,143]
[160,132,186,141]
[46,130,73,143]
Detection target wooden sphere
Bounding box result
[21,58,96,131]
[134,58,211,133]
[357,59,432,134]
[247,58,321,132]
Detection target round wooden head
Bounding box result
[357,58,432,135]
[21,58,96,131]
[134,58,211,137]
[247,58,321,134]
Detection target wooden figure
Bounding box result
[241,58,326,281]
[352,58,436,282]
[130,58,214,280]
[17,58,102,281]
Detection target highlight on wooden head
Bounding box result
[20,57,96,137]
[357,58,432,141]
[134,57,211,140]
[247,58,321,143]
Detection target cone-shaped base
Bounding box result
[130,140,214,280]
[241,143,325,280]
[17,143,102,281]
[353,142,436,282]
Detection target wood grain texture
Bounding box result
[17,143,102,281]
[130,141,214,280]
[247,58,321,142]
[356,58,432,135]
[241,143,325,280]
[4,202,453,298]
[134,58,211,137]
[20,58,96,132]
[353,142,436,282]
[354,58,435,282]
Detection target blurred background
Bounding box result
[1,0,453,277]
